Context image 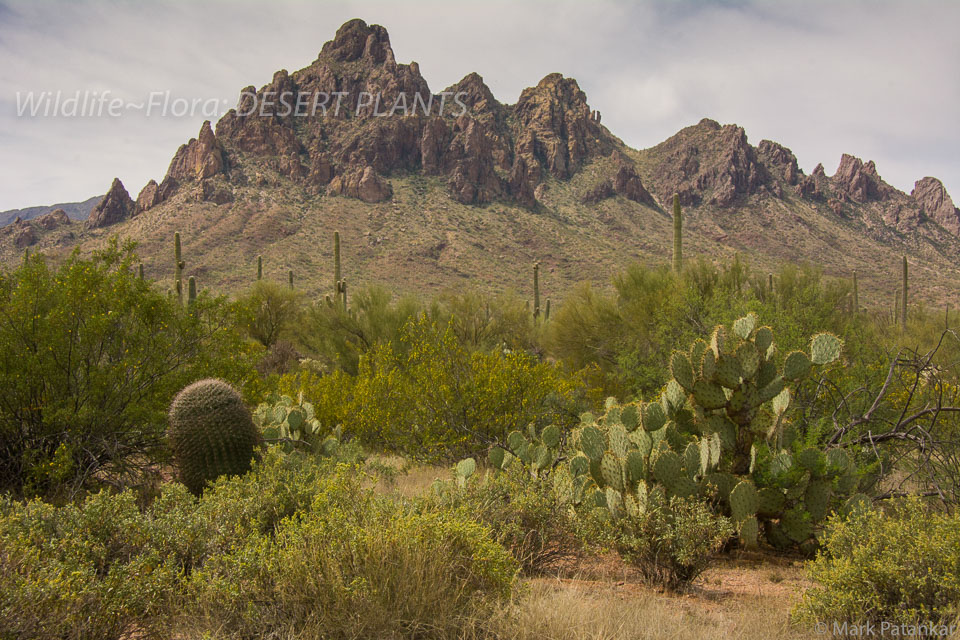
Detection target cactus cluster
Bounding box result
[253,393,340,456]
[489,423,563,477]
[168,379,261,495]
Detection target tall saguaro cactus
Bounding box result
[288,269,294,289]
[187,276,197,306]
[533,262,541,319]
[901,256,908,328]
[672,193,683,273]
[257,255,263,281]
[174,232,185,306]
[333,231,341,303]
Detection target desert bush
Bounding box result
[343,315,582,460]
[0,239,256,499]
[180,462,517,639]
[425,464,583,575]
[793,496,960,629]
[0,490,181,640]
[297,284,421,374]
[231,278,305,348]
[612,493,733,592]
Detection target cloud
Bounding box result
[0,0,957,210]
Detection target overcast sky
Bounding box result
[0,0,957,211]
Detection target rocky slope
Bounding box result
[4,19,960,309]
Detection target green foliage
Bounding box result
[427,464,582,575]
[793,497,960,628]
[298,284,420,375]
[613,493,733,591]
[167,379,262,496]
[329,315,582,461]
[0,239,256,499]
[231,279,305,348]
[0,450,517,640]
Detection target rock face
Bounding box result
[582,157,657,207]
[831,154,894,203]
[329,166,393,202]
[135,180,161,214]
[87,178,135,229]
[13,223,36,248]
[166,121,225,182]
[912,177,960,234]
[644,119,766,207]
[35,209,70,230]
[151,19,616,209]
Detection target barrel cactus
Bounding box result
[168,378,261,495]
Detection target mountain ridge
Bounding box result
[3,18,959,310]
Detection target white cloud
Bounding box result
[0,0,957,210]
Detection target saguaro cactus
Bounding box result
[333,230,341,300]
[901,256,908,328]
[533,262,541,319]
[138,263,144,280]
[174,232,184,306]
[257,255,263,280]
[288,269,294,289]
[187,276,197,306]
[672,193,682,273]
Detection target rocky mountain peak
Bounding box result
[87,178,134,229]
[912,176,960,234]
[318,19,395,66]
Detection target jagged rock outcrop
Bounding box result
[35,209,70,230]
[13,222,35,248]
[582,158,657,207]
[199,20,616,208]
[135,180,161,214]
[329,166,392,202]
[912,177,960,235]
[830,154,896,203]
[644,119,766,207]
[757,140,799,185]
[87,178,135,228]
[796,163,826,200]
[166,121,225,182]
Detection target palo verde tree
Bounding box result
[0,238,256,500]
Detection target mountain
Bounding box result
[0,195,101,227]
[3,18,960,309]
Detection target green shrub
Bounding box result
[613,493,733,592]
[0,239,257,499]
[181,463,518,639]
[793,496,960,628]
[0,490,181,640]
[231,278,305,348]
[294,315,583,461]
[425,464,582,575]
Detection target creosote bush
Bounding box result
[609,493,733,592]
[0,449,517,640]
[793,496,960,629]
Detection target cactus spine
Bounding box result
[901,256,908,328]
[174,232,184,306]
[533,262,541,319]
[257,255,262,280]
[672,193,682,273]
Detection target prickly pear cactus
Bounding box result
[253,393,339,456]
[168,379,261,495]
